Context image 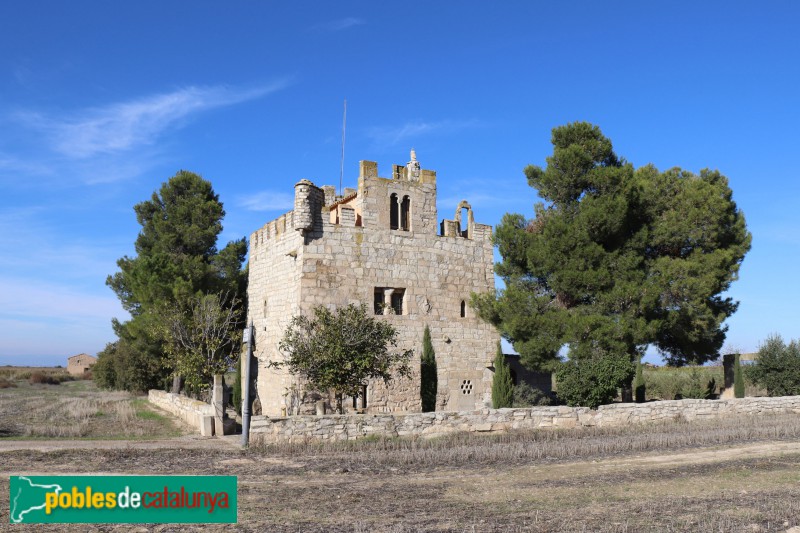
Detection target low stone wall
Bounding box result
[148,390,215,436]
[250,396,800,443]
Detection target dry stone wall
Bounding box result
[250,396,800,443]
[148,390,215,436]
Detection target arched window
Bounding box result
[390,193,399,230]
[460,300,466,318]
[401,195,411,231]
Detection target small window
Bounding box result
[374,289,386,315]
[390,193,399,230]
[401,195,411,231]
[374,287,405,315]
[460,380,473,395]
[391,289,405,315]
[460,300,466,318]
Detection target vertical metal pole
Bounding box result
[241,321,253,447]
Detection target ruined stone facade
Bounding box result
[247,153,500,416]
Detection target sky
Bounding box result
[1,2,798,367]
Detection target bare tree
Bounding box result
[161,292,243,394]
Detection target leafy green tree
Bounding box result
[747,335,800,396]
[105,171,247,393]
[277,304,413,414]
[474,122,751,407]
[420,325,437,412]
[733,353,745,398]
[633,361,646,403]
[492,342,514,408]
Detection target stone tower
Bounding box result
[247,152,499,415]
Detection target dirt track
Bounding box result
[3,436,800,532]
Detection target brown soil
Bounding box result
[2,436,800,532]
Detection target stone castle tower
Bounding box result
[247,151,500,415]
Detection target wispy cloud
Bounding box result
[313,17,365,32]
[236,191,295,212]
[14,80,291,159]
[367,119,480,148]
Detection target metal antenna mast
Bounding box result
[339,99,347,196]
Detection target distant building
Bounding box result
[67,353,97,376]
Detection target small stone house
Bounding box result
[247,151,503,415]
[67,353,97,376]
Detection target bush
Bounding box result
[644,366,722,400]
[555,351,634,409]
[232,355,242,415]
[512,382,551,407]
[747,334,800,397]
[29,372,60,385]
[0,378,17,388]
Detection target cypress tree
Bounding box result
[734,352,745,398]
[232,354,243,415]
[634,360,646,403]
[420,326,437,412]
[492,341,514,408]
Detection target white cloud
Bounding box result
[236,191,295,212]
[367,119,480,148]
[14,80,291,159]
[314,17,365,32]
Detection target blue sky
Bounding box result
[1,2,798,366]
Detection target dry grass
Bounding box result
[0,377,187,439]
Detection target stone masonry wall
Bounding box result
[246,157,500,416]
[250,396,800,443]
[148,390,215,436]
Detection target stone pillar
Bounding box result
[212,374,225,436]
[721,354,736,399]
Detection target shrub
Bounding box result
[677,366,717,399]
[556,351,634,409]
[0,378,17,388]
[512,381,551,407]
[29,372,60,385]
[491,342,513,408]
[747,334,800,397]
[232,354,242,415]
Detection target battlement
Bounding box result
[250,151,490,255]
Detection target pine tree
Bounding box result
[734,352,745,398]
[492,341,514,408]
[420,325,437,412]
[634,360,646,403]
[474,122,751,407]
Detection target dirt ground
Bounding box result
[2,435,800,532]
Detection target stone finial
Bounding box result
[407,148,421,181]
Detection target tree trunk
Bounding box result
[335,393,344,414]
[171,374,182,394]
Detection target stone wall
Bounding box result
[250,396,800,443]
[148,390,216,436]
